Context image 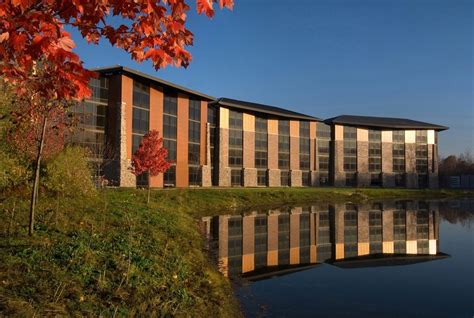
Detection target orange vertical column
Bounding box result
[176,93,189,187]
[289,207,302,264]
[121,76,133,161]
[149,86,164,187]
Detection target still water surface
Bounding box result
[202,199,474,317]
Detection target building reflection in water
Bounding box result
[201,201,448,280]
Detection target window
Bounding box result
[317,123,331,185]
[188,166,201,186]
[368,130,381,181]
[416,130,427,143]
[208,106,218,185]
[163,93,177,186]
[393,130,405,143]
[231,169,242,186]
[319,156,330,171]
[229,111,243,168]
[300,122,310,173]
[254,216,268,269]
[278,214,290,265]
[188,99,201,186]
[70,77,109,182]
[343,128,357,182]
[257,170,267,186]
[255,117,268,176]
[302,171,311,186]
[344,210,358,258]
[132,81,150,186]
[343,126,357,140]
[280,170,290,187]
[278,120,290,170]
[416,131,428,187]
[393,158,405,173]
[393,130,405,180]
[317,123,331,139]
[345,172,357,186]
[344,157,357,171]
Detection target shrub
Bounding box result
[45,146,96,199]
[0,150,30,191]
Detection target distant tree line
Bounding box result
[439,151,474,186]
[439,152,474,175]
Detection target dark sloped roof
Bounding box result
[324,115,448,131]
[91,65,215,101]
[212,97,321,121]
[328,253,450,269]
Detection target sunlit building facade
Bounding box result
[73,65,448,188]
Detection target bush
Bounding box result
[45,147,96,199]
[0,150,30,191]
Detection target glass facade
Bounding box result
[163,93,177,186]
[278,120,290,186]
[132,81,150,186]
[343,127,357,186]
[255,117,268,186]
[208,106,218,185]
[229,110,243,186]
[70,77,109,181]
[368,130,382,186]
[317,123,331,186]
[392,130,406,187]
[300,122,311,186]
[416,130,428,188]
[188,99,201,186]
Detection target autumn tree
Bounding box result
[131,130,172,204]
[0,0,233,235]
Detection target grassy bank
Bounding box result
[0,187,472,316]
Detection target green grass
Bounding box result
[0,187,472,316]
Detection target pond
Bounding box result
[201,199,474,317]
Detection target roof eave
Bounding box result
[91,65,216,101]
[212,99,322,121]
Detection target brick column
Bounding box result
[149,86,164,188]
[243,113,257,187]
[310,211,317,263]
[382,208,394,253]
[267,119,280,187]
[267,210,279,266]
[382,131,395,187]
[333,125,345,187]
[289,207,302,264]
[357,128,370,187]
[310,122,319,186]
[218,108,231,186]
[176,94,189,187]
[242,214,255,273]
[119,75,136,187]
[405,130,418,188]
[334,204,345,260]
[290,121,302,187]
[406,202,417,254]
[357,205,370,256]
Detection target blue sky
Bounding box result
[70,0,473,157]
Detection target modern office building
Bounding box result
[73,65,448,188]
[201,201,447,279]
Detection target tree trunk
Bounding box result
[147,186,151,205]
[29,116,47,236]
